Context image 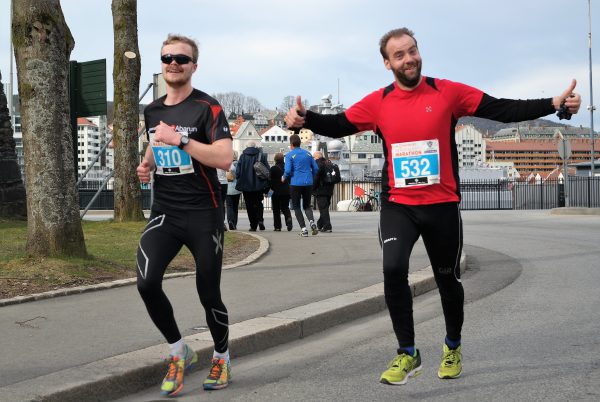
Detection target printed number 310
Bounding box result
[156,149,182,167]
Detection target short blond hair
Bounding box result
[162,34,199,63]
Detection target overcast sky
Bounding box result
[1,0,599,128]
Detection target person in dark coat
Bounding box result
[235,141,269,231]
[269,152,293,231]
[312,151,335,232]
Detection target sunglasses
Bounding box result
[161,54,193,65]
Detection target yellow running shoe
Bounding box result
[203,357,231,390]
[160,345,198,396]
[380,350,422,385]
[161,356,185,396]
[438,344,462,379]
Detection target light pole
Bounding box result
[8,0,14,120]
[588,0,596,176]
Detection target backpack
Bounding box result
[323,160,341,184]
[253,149,270,180]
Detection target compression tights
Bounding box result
[136,208,229,353]
[379,201,464,351]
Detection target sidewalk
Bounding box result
[0,212,462,402]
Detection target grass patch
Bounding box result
[0,218,257,299]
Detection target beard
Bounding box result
[392,61,422,88]
[163,70,190,88]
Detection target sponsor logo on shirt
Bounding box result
[174,125,198,134]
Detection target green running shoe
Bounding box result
[160,344,198,396]
[438,344,462,379]
[203,357,231,390]
[380,350,422,385]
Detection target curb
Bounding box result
[549,207,600,216]
[0,232,269,308]
[1,255,465,402]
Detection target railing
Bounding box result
[78,177,600,211]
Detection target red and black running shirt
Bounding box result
[304,77,555,206]
[144,89,232,211]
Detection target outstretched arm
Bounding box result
[475,79,581,122]
[285,96,359,138]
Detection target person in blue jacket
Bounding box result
[282,134,319,237]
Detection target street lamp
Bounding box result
[8,0,14,121]
[588,0,596,176]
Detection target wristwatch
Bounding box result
[178,135,190,149]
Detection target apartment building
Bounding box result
[77,117,110,180]
[485,138,600,176]
[455,124,486,167]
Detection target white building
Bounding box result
[12,114,24,176]
[455,124,486,167]
[77,117,111,181]
[231,121,262,158]
[261,125,290,145]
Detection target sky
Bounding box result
[1,0,599,129]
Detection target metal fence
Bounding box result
[459,177,600,210]
[79,177,600,211]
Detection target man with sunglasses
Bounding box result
[285,27,581,386]
[136,34,233,395]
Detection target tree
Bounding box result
[111,0,144,222]
[279,96,310,114]
[213,91,264,116]
[12,0,86,257]
[280,95,295,112]
[0,70,27,218]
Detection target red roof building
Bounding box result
[485,138,600,176]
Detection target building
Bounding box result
[455,124,486,167]
[485,138,600,176]
[345,131,384,178]
[572,159,600,177]
[12,114,24,176]
[231,121,262,158]
[76,117,112,182]
[490,125,592,142]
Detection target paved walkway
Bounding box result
[1,211,459,402]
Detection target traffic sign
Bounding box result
[557,139,572,160]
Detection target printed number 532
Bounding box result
[400,159,431,178]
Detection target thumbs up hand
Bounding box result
[284,95,307,129]
[552,79,581,115]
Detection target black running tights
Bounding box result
[379,202,464,350]
[136,208,229,353]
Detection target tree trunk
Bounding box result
[112,0,144,222]
[0,70,27,218]
[12,0,87,257]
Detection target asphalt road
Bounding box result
[1,211,429,388]
[119,210,600,402]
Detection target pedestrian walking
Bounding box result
[217,168,228,231]
[135,34,233,395]
[270,152,293,231]
[285,27,581,385]
[235,142,269,231]
[282,134,319,237]
[312,150,338,232]
[226,151,241,230]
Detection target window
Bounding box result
[358,153,367,159]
